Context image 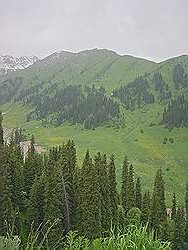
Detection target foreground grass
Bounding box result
[1,102,188,205]
[0,226,171,250]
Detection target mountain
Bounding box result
[0,48,188,204]
[0,54,39,74]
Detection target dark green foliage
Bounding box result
[0,77,23,105]
[108,154,118,227]
[76,150,102,239]
[23,136,43,198]
[113,76,155,110]
[26,85,120,129]
[171,193,177,220]
[126,164,135,212]
[27,176,45,231]
[153,73,172,102]
[58,140,77,232]
[44,147,64,246]
[135,177,142,210]
[127,207,141,226]
[121,157,129,213]
[0,112,4,235]
[141,190,151,226]
[0,112,3,145]
[173,63,188,89]
[2,145,14,233]
[95,153,111,234]
[162,95,188,129]
[151,169,167,237]
[172,208,186,250]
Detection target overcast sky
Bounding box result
[0,0,188,62]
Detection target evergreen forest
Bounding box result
[0,112,188,249]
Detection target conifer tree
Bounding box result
[171,192,177,220]
[76,150,102,238]
[108,154,118,227]
[2,145,14,233]
[59,140,77,231]
[135,177,142,210]
[95,153,111,234]
[121,157,129,213]
[172,207,186,250]
[127,164,135,212]
[23,135,43,198]
[151,169,167,237]
[141,190,151,226]
[44,149,64,247]
[27,176,45,231]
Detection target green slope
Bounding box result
[1,50,188,205]
[1,102,187,206]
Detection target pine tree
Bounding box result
[23,136,43,198]
[2,145,14,234]
[44,149,64,247]
[172,207,186,250]
[59,140,77,231]
[171,192,177,220]
[76,150,102,238]
[127,164,135,212]
[108,154,118,227]
[121,156,129,213]
[135,177,142,210]
[150,169,167,237]
[95,153,111,234]
[27,176,45,231]
[141,190,151,226]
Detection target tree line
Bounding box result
[25,85,120,129]
[162,95,188,129]
[0,112,188,249]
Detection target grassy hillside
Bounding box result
[1,50,188,205]
[1,102,187,206]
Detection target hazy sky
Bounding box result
[0,0,188,61]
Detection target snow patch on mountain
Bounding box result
[0,55,39,73]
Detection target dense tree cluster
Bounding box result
[26,85,120,129]
[162,95,188,129]
[0,77,23,105]
[0,114,188,248]
[153,72,172,102]
[173,63,188,90]
[113,76,155,110]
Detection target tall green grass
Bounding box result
[0,225,171,249]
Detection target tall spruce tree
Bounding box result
[135,177,142,210]
[27,175,45,231]
[76,150,102,239]
[171,192,177,220]
[95,153,111,234]
[151,169,167,237]
[108,154,118,227]
[44,148,64,247]
[141,190,151,226]
[127,164,135,212]
[2,145,14,233]
[58,140,77,232]
[172,207,186,250]
[23,136,43,198]
[121,156,129,213]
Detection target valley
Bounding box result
[0,49,188,206]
